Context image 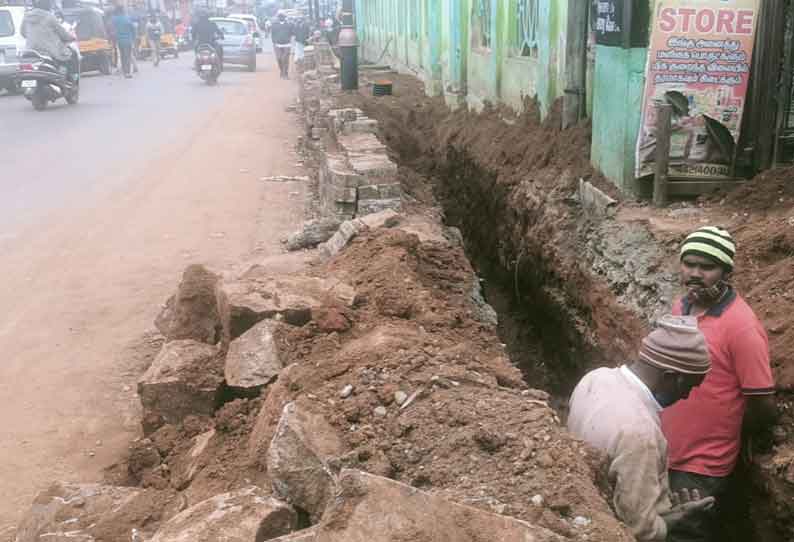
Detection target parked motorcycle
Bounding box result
[194,44,220,85]
[16,50,79,111]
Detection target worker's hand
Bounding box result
[662,490,716,531]
[669,488,710,507]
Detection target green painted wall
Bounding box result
[357,0,653,196]
[591,46,647,194]
[359,0,573,114]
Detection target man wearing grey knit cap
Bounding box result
[567,315,715,541]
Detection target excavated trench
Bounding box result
[345,76,786,541]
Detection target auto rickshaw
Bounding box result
[139,15,178,60]
[63,6,112,75]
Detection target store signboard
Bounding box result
[636,0,760,179]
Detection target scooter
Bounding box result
[194,44,220,85]
[16,50,79,111]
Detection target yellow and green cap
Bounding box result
[680,226,735,272]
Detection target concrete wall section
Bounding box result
[590,46,648,195]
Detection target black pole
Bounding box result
[339,0,357,90]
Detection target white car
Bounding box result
[0,6,26,95]
[228,14,262,52]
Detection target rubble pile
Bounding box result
[13,45,640,542]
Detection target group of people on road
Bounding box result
[568,225,776,542]
[19,0,167,81]
[269,11,313,79]
[108,8,165,78]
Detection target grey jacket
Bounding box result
[21,8,73,62]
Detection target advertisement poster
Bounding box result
[636,0,759,179]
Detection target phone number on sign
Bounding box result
[671,163,731,178]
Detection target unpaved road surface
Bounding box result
[0,51,307,536]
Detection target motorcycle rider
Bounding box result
[21,0,79,82]
[145,13,163,66]
[191,11,223,69]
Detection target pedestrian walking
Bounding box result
[271,11,293,79]
[293,17,310,69]
[146,14,163,66]
[111,5,135,78]
[662,226,777,542]
[568,315,715,542]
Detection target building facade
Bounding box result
[357,1,794,197]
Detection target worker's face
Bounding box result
[657,371,706,407]
[680,254,726,291]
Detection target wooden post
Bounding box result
[653,103,672,207]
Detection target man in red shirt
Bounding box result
[661,226,777,541]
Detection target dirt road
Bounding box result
[0,58,307,536]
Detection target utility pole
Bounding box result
[338,0,358,90]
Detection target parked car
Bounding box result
[0,5,26,95]
[210,17,256,72]
[228,13,262,52]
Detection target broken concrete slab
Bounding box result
[225,274,357,336]
[578,178,617,217]
[149,486,297,542]
[342,118,379,135]
[224,320,284,392]
[337,133,387,155]
[319,219,362,259]
[316,470,565,542]
[285,218,343,251]
[347,152,397,182]
[358,209,401,230]
[15,482,142,542]
[357,198,403,216]
[357,183,402,200]
[320,153,363,189]
[318,210,401,258]
[267,401,346,522]
[159,265,230,347]
[137,340,223,428]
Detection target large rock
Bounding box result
[314,470,565,542]
[157,265,230,346]
[225,320,284,392]
[248,365,298,466]
[225,272,356,337]
[267,401,346,522]
[15,482,142,542]
[138,340,223,428]
[149,486,297,542]
[171,429,215,490]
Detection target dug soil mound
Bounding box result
[94,223,632,541]
[340,75,644,395]
[343,73,794,539]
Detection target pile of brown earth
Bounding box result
[13,209,633,541]
[340,73,794,540]
[337,75,645,395]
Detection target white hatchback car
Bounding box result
[0,6,26,94]
[228,13,262,52]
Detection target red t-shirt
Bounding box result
[661,290,774,477]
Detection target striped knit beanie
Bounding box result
[639,315,711,375]
[680,226,736,272]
